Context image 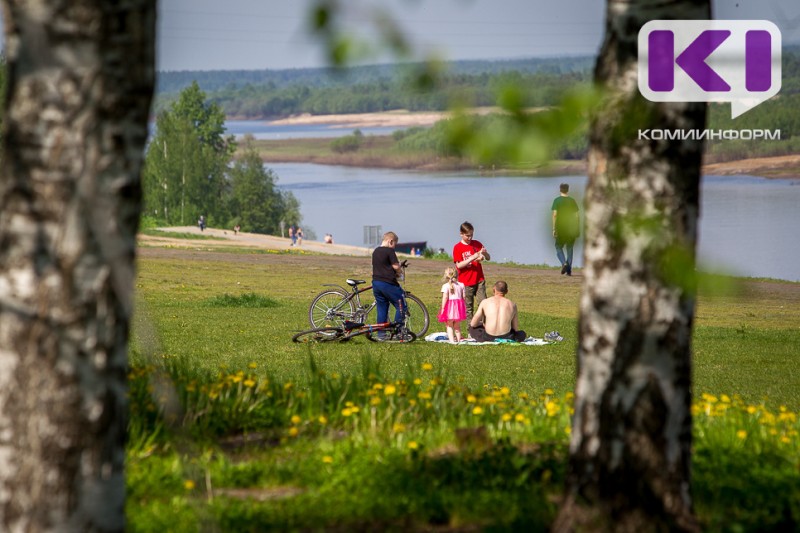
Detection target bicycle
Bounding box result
[307,261,430,337]
[292,316,417,344]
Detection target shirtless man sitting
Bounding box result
[468,281,527,342]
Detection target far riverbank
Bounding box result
[238,111,800,178]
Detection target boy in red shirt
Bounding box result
[452,221,491,322]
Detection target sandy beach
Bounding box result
[259,110,800,178]
[268,107,502,129]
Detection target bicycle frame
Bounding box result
[319,282,376,322]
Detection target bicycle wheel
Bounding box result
[366,327,417,343]
[292,327,343,343]
[309,289,354,329]
[404,293,430,337]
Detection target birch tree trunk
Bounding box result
[0,1,155,530]
[554,1,708,531]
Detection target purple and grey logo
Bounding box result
[638,20,781,118]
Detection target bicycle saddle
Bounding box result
[346,279,366,286]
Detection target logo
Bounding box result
[638,20,781,118]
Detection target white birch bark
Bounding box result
[555,1,708,531]
[0,1,155,530]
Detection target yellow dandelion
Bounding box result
[747,405,758,414]
[345,401,354,407]
[341,408,352,417]
[409,399,417,406]
[290,415,302,425]
[184,480,196,490]
[518,392,529,400]
[322,456,333,464]
[472,406,483,415]
[500,387,510,396]
[373,383,383,390]
[418,391,432,400]
[780,436,791,444]
[413,378,422,385]
[565,426,572,436]
[288,427,299,437]
[370,397,381,406]
[284,382,293,390]
[467,394,477,403]
[501,413,512,422]
[392,423,406,433]
[244,378,256,388]
[721,394,731,403]
[544,388,555,396]
[408,441,419,450]
[384,384,397,395]
[736,430,747,439]
[318,416,328,425]
[248,362,257,369]
[350,406,360,413]
[422,362,433,371]
[515,413,526,423]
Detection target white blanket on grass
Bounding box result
[424,332,550,345]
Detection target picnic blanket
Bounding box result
[424,332,551,346]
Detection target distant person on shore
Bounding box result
[438,267,467,343]
[234,224,241,235]
[552,183,581,276]
[198,215,206,232]
[324,233,334,244]
[468,281,526,342]
[289,225,296,246]
[296,227,304,246]
[372,231,406,326]
[452,221,491,322]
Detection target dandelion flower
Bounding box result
[422,362,433,371]
[472,406,483,415]
[392,423,406,433]
[318,416,328,425]
[467,395,477,403]
[244,378,256,388]
[544,388,555,396]
[322,456,333,464]
[501,413,512,422]
[515,413,526,423]
[288,427,299,437]
[413,378,422,385]
[408,441,419,450]
[341,408,352,417]
[736,430,747,439]
[290,415,302,425]
[384,384,397,395]
[184,480,196,490]
[418,392,431,400]
[248,362,257,369]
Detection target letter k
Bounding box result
[676,30,731,92]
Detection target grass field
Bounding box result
[128,243,800,531]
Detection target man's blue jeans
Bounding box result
[372,280,406,323]
[555,238,575,268]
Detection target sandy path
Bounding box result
[139,226,373,257]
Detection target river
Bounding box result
[225,120,800,282]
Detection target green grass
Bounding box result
[128,246,800,531]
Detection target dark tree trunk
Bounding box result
[0,0,155,530]
[554,1,708,531]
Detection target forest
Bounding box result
[153,48,800,163]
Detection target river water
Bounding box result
[226,120,800,282]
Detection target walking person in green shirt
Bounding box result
[551,183,581,276]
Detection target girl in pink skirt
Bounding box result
[438,267,467,343]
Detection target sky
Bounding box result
[155,0,800,71]
[0,1,797,71]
